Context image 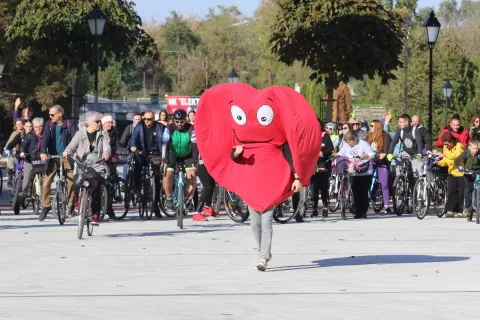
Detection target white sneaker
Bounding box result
[256,258,268,271]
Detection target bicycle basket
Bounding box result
[335,158,350,174]
[74,167,101,190]
[429,164,448,177]
[31,159,47,174]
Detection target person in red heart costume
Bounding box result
[195,83,321,271]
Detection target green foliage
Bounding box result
[270,0,406,90]
[100,66,122,100]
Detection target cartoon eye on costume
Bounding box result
[231,105,247,125]
[257,105,274,126]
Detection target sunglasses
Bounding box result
[144,118,153,121]
[95,120,102,124]
[342,127,349,130]
[352,123,360,126]
[175,120,186,124]
[49,114,56,117]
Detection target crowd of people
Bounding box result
[2,98,480,226]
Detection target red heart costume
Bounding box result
[195,83,321,212]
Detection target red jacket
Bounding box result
[435,125,470,148]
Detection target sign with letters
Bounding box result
[166,96,200,114]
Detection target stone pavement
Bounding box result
[1,196,480,319]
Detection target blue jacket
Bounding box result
[40,119,77,156]
[130,122,165,153]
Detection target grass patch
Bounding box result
[353,104,385,109]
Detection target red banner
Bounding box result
[166,96,200,114]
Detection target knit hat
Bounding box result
[101,115,113,124]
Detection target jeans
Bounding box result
[249,206,273,260]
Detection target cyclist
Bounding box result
[162,109,198,212]
[5,118,25,188]
[101,115,118,220]
[188,110,196,125]
[436,114,470,148]
[338,132,375,219]
[19,118,44,202]
[349,117,367,141]
[13,98,33,123]
[130,110,165,217]
[63,112,111,226]
[325,122,339,149]
[39,105,77,221]
[158,110,169,127]
[411,115,432,154]
[469,115,480,141]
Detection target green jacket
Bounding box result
[455,150,480,171]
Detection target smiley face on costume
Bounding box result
[229,97,284,146]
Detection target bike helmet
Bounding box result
[173,109,187,120]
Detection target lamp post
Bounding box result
[227,68,239,83]
[0,56,5,78]
[403,18,413,113]
[442,80,453,125]
[87,5,107,112]
[423,11,441,134]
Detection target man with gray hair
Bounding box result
[349,117,367,141]
[39,104,77,221]
[19,117,45,203]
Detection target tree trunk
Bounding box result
[73,65,85,120]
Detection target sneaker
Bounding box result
[310,209,318,218]
[165,198,174,211]
[192,213,208,221]
[256,258,268,271]
[456,212,466,218]
[186,199,195,212]
[446,211,455,218]
[91,214,100,226]
[39,207,51,221]
[322,208,328,218]
[203,207,219,217]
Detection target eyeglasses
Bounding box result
[49,114,56,117]
[175,120,186,124]
[144,118,153,121]
[342,127,348,130]
[95,120,101,124]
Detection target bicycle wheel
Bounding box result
[99,184,108,221]
[213,185,223,213]
[393,176,405,216]
[146,178,155,220]
[476,188,480,224]
[12,174,22,215]
[0,168,3,195]
[434,179,447,218]
[372,181,384,213]
[273,198,296,223]
[413,179,427,220]
[78,189,86,240]
[340,180,347,220]
[138,179,146,218]
[87,194,94,236]
[176,180,184,229]
[32,175,41,216]
[224,189,249,223]
[328,176,339,212]
[55,180,67,225]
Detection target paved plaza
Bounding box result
[1,195,480,319]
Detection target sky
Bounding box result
[133,0,445,22]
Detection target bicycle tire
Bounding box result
[413,179,427,220]
[372,183,384,213]
[138,183,145,218]
[213,185,223,213]
[55,180,67,225]
[78,189,86,240]
[328,176,339,212]
[223,189,249,223]
[340,180,347,220]
[176,178,184,229]
[273,198,297,224]
[12,174,22,215]
[476,188,480,224]
[146,178,155,220]
[0,168,3,195]
[116,178,128,220]
[393,177,405,216]
[99,184,108,221]
[434,179,447,218]
[32,175,41,216]
[87,193,94,236]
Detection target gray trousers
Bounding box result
[22,162,33,194]
[249,206,273,260]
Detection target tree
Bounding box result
[438,0,460,27]
[5,0,158,112]
[270,0,406,121]
[100,66,122,100]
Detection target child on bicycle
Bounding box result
[455,140,480,219]
[434,132,465,217]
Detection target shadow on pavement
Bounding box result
[267,255,470,272]
[102,228,230,238]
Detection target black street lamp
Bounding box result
[442,80,453,125]
[87,5,107,111]
[423,11,441,134]
[0,57,5,78]
[227,68,239,83]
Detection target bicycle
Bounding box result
[223,188,250,223]
[392,153,415,216]
[100,163,125,221]
[369,161,384,213]
[413,154,448,219]
[273,187,307,223]
[463,169,480,224]
[75,158,105,239]
[335,156,356,220]
[49,155,69,225]
[123,154,139,217]
[24,157,46,216]
[11,154,24,215]
[136,151,161,220]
